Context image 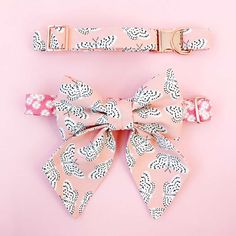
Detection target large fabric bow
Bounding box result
[42,68,189,220]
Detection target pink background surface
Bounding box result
[1,0,236,235]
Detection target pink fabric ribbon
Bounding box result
[42,68,190,220]
[33,26,211,54]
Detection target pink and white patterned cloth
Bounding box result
[25,94,211,123]
[183,98,212,123]
[32,26,211,53]
[25,94,56,116]
[25,69,212,219]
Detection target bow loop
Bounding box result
[91,98,134,130]
[106,98,134,130]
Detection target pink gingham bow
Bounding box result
[43,68,189,219]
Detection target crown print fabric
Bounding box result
[42,68,189,220]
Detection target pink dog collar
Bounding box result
[25,69,212,220]
[33,26,211,54]
[25,94,211,124]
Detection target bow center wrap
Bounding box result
[43,69,189,220]
[105,98,134,130]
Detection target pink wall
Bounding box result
[0,0,235,235]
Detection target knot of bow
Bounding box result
[42,68,189,220]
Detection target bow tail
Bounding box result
[42,128,116,218]
[125,128,189,220]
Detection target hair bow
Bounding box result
[42,68,189,220]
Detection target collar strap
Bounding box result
[25,94,212,124]
[33,26,211,54]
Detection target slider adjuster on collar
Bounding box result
[47,25,69,51]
